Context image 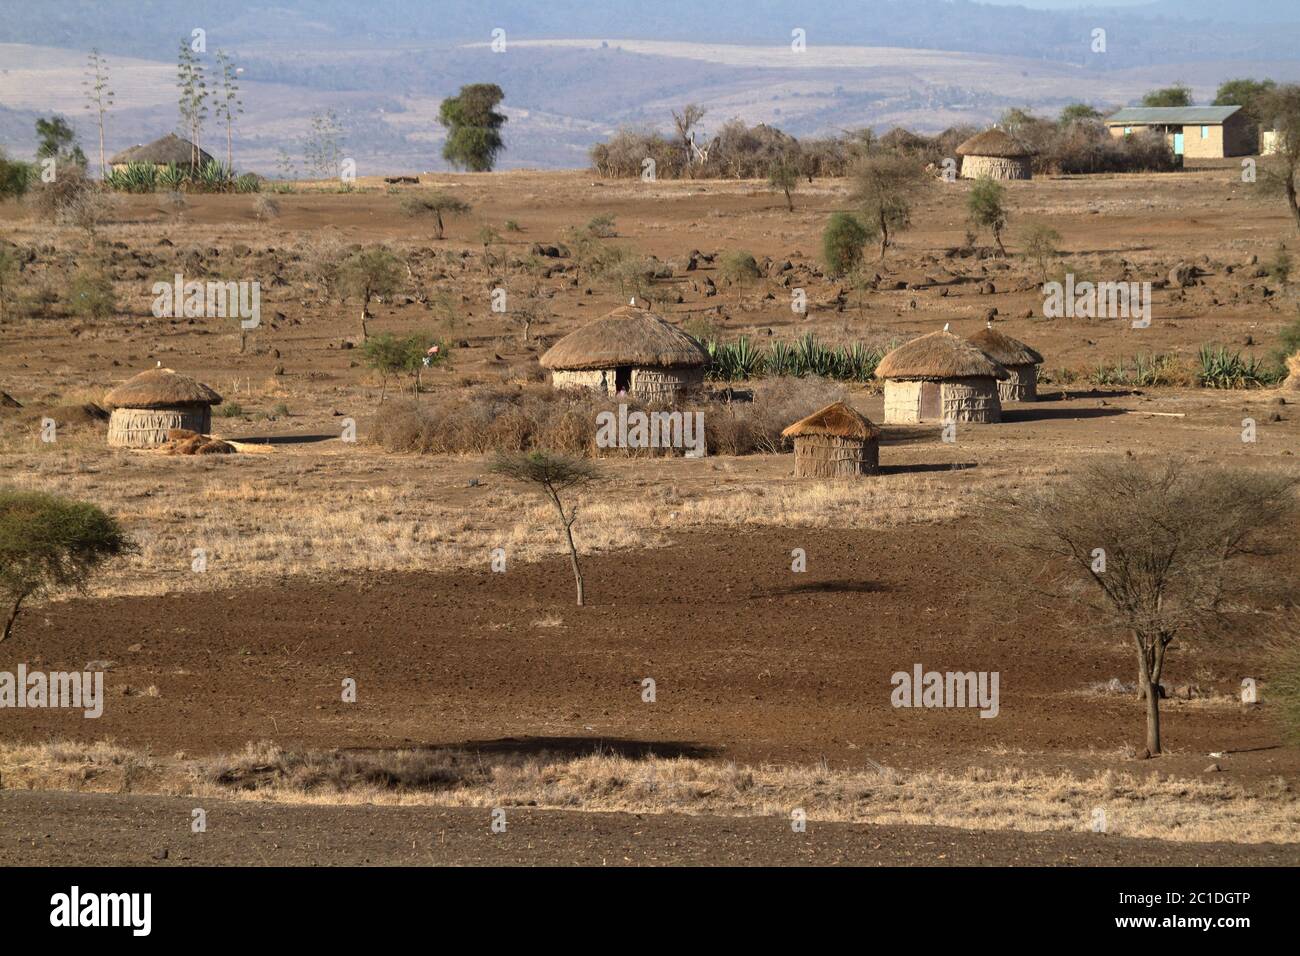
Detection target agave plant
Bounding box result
[766,340,793,377]
[156,163,187,191]
[194,160,234,192]
[106,161,159,193]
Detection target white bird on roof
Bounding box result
[629,297,636,306]
[943,323,949,332]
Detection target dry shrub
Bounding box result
[368,377,847,458]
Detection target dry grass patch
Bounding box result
[4,740,1297,845]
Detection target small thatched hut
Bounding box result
[876,329,1008,424]
[103,367,223,448]
[109,133,213,172]
[956,128,1034,180]
[967,325,1044,402]
[782,402,880,478]
[540,305,708,402]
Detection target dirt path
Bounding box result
[3,789,1295,867]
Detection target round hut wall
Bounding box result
[108,405,212,448]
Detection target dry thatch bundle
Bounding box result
[104,367,223,448]
[955,128,1034,158]
[1285,352,1300,390]
[782,401,880,478]
[540,306,708,371]
[876,330,1009,382]
[162,429,235,455]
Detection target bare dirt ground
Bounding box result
[2,167,1299,864]
[5,789,1295,867]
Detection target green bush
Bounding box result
[822,212,870,277]
[67,269,116,320]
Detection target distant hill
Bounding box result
[2,1,1297,173]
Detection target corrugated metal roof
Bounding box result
[1105,106,1241,125]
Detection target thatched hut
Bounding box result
[967,325,1044,402]
[781,402,880,478]
[109,133,213,172]
[103,367,223,448]
[956,128,1034,180]
[876,329,1008,424]
[540,305,708,402]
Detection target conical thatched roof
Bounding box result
[109,133,214,167]
[876,330,1009,381]
[968,326,1043,367]
[782,401,880,440]
[540,306,708,371]
[103,368,223,410]
[956,128,1034,158]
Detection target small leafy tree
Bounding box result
[35,116,86,168]
[718,250,761,305]
[1021,221,1063,283]
[340,246,403,341]
[1059,103,1102,125]
[851,154,926,260]
[822,211,870,277]
[1258,84,1300,231]
[1142,84,1192,108]
[967,176,1009,255]
[1214,78,1276,127]
[439,84,507,172]
[993,459,1297,755]
[0,489,134,643]
[363,331,445,400]
[0,149,31,201]
[490,451,598,607]
[401,193,471,239]
[768,159,798,212]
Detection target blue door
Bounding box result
[1173,131,1184,155]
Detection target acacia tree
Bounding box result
[768,158,798,212]
[400,192,471,239]
[438,84,507,172]
[490,452,598,607]
[82,49,114,178]
[0,489,133,643]
[214,49,243,170]
[994,459,1297,755]
[967,176,1009,255]
[340,246,403,341]
[35,117,86,168]
[671,102,706,173]
[851,154,926,261]
[1259,84,1300,231]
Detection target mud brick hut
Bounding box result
[108,133,213,172]
[103,367,223,448]
[967,324,1044,402]
[956,128,1034,180]
[540,304,708,402]
[877,328,1008,424]
[782,401,881,478]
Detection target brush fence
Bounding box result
[108,406,211,448]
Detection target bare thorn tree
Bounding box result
[490,451,598,607]
[990,458,1297,755]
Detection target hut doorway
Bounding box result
[614,366,632,395]
[920,382,942,420]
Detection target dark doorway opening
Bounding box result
[615,366,632,394]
